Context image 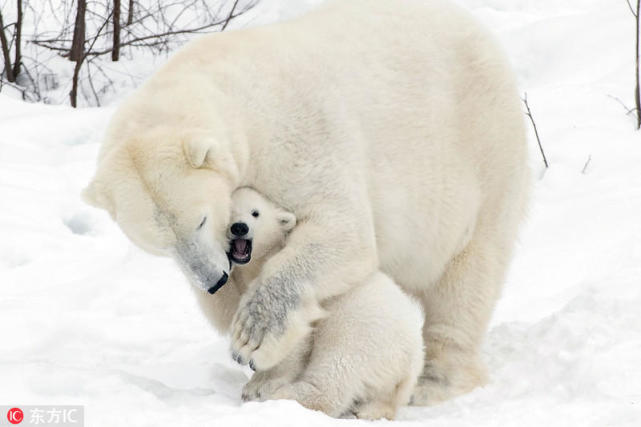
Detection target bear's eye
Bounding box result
[251,210,259,218]
[197,216,207,230]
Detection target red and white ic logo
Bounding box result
[7,408,23,425]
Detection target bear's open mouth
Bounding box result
[230,238,252,264]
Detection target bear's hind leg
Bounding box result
[411,230,516,405]
[353,399,397,420]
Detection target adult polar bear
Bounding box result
[84,0,529,405]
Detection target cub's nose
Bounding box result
[230,222,249,237]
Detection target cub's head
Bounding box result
[83,126,242,295]
[228,188,296,265]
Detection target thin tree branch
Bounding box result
[607,94,637,115]
[581,155,591,174]
[221,0,240,31]
[626,0,638,17]
[634,0,641,128]
[85,57,101,106]
[522,92,549,169]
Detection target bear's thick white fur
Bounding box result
[211,187,424,420]
[84,0,530,408]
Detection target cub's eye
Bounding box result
[197,216,207,230]
[251,210,259,218]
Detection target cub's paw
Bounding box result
[271,381,340,417]
[242,372,291,402]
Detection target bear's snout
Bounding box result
[231,222,249,237]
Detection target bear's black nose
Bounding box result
[231,222,249,236]
[208,271,228,294]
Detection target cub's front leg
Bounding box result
[242,334,311,402]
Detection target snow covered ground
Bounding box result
[1,0,640,425]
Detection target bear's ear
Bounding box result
[183,138,219,169]
[183,137,239,181]
[277,211,296,232]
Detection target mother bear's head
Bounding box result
[83,125,241,294]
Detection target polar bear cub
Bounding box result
[228,187,424,419]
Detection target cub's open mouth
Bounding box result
[230,238,252,264]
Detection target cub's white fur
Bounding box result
[84,0,530,408]
[209,187,424,419]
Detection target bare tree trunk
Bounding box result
[12,0,22,78]
[70,0,87,106]
[113,0,121,61]
[70,0,86,62]
[127,0,134,26]
[0,9,16,82]
[70,57,83,107]
[635,0,640,129]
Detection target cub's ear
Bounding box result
[82,179,114,216]
[277,211,297,232]
[183,138,219,169]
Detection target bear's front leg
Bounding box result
[230,215,376,370]
[231,275,324,370]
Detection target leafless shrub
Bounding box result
[1,0,259,106]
